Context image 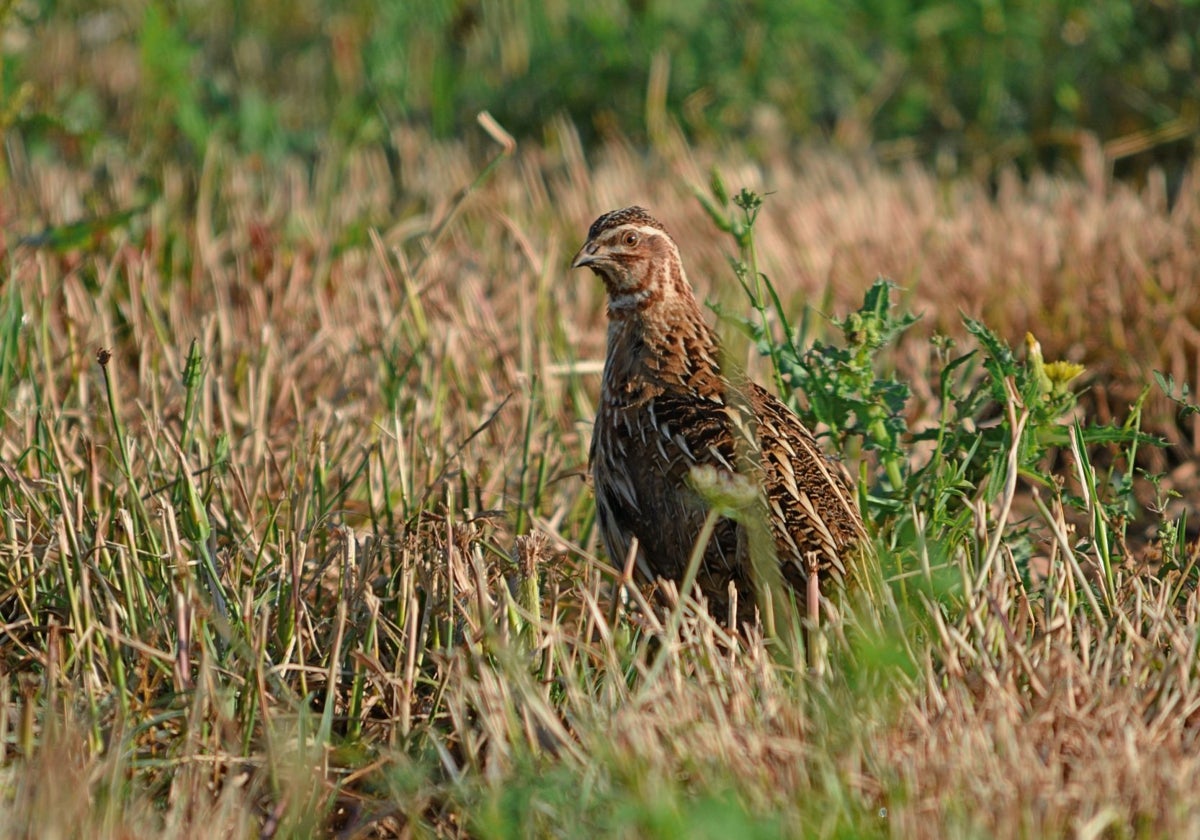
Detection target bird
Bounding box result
[571,206,866,627]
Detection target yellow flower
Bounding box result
[1044,361,1086,392]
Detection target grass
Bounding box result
[2,125,1199,837]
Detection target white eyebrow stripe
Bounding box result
[606,224,667,242]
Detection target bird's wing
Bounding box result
[742,384,865,580]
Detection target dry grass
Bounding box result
[2,126,1199,837]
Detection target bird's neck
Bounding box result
[602,295,725,402]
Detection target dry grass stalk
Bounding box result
[1,133,1198,836]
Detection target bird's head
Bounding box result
[572,206,691,313]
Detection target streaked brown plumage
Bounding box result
[572,206,865,626]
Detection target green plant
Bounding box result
[9,0,1199,174]
[701,184,1159,598]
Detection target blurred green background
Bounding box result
[4,0,1198,179]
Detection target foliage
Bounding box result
[703,186,1162,596]
[6,0,1199,175]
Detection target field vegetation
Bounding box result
[3,1,1200,837]
[4,124,1199,836]
[8,0,1199,176]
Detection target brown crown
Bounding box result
[586,206,668,241]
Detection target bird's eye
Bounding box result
[622,231,639,246]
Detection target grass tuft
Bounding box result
[2,134,1199,836]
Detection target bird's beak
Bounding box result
[571,241,600,269]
